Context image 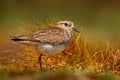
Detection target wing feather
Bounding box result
[30,27,70,45]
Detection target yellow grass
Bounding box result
[2,19,120,77]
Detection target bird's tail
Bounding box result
[10,36,28,42]
[10,36,40,43]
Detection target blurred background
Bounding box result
[0,0,120,53]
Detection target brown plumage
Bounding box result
[32,27,70,45]
[11,27,71,45]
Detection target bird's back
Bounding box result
[11,27,71,45]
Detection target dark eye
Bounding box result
[64,23,68,26]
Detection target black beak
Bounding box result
[73,27,80,33]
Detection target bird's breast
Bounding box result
[40,43,66,54]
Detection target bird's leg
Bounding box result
[35,44,43,71]
[38,53,43,71]
[45,54,48,71]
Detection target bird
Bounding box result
[11,20,80,71]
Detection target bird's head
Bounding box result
[56,20,80,33]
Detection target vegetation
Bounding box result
[0,20,120,80]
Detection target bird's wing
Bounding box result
[31,27,70,45]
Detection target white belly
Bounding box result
[40,43,65,54]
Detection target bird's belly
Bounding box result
[41,44,65,54]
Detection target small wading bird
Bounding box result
[11,20,79,71]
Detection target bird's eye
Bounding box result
[64,23,68,26]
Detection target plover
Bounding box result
[11,20,79,70]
